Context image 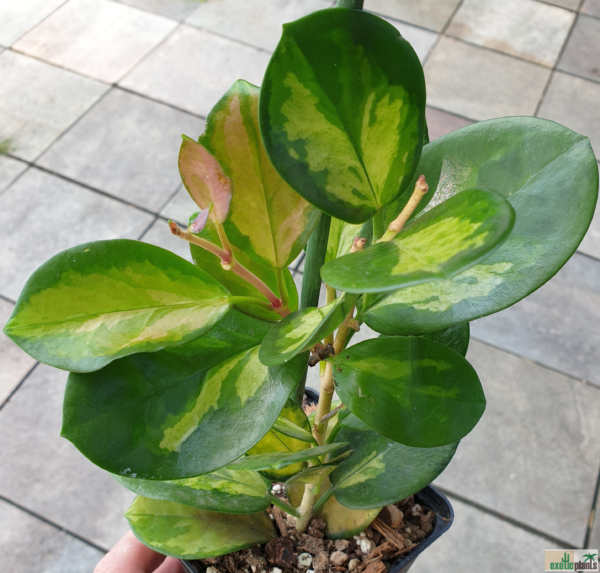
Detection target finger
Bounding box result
[155,557,185,573]
[94,531,166,573]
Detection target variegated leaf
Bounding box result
[126,497,276,559]
[62,311,307,480]
[272,416,315,443]
[321,189,515,294]
[247,399,312,481]
[3,240,230,373]
[419,323,470,357]
[179,137,232,223]
[115,468,271,514]
[330,337,485,447]
[329,427,458,510]
[325,218,364,264]
[199,80,319,270]
[260,8,426,224]
[259,292,359,367]
[190,216,298,322]
[285,466,335,488]
[319,494,381,540]
[364,117,599,335]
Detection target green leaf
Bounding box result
[285,465,335,488]
[227,443,348,472]
[260,8,426,224]
[61,311,307,480]
[338,411,371,432]
[329,427,458,510]
[321,188,515,294]
[3,240,230,373]
[114,468,271,514]
[190,217,298,322]
[325,218,365,264]
[330,336,485,447]
[246,399,312,481]
[419,323,470,357]
[364,117,599,335]
[198,80,319,270]
[126,497,276,559]
[318,490,381,539]
[273,416,316,444]
[259,292,359,367]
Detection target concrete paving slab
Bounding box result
[0,499,104,573]
[411,498,550,572]
[0,0,67,46]
[471,254,600,387]
[382,17,439,61]
[544,0,581,8]
[120,25,270,117]
[160,186,197,226]
[118,0,200,20]
[558,14,600,82]
[579,203,600,260]
[538,72,600,159]
[37,89,204,212]
[447,0,574,67]
[425,37,551,120]
[0,51,108,162]
[591,507,600,554]
[0,364,135,550]
[140,217,193,262]
[368,0,461,32]
[0,156,27,193]
[186,0,333,52]
[0,168,154,301]
[582,0,600,17]
[425,106,474,140]
[0,300,37,406]
[13,0,177,83]
[436,340,600,546]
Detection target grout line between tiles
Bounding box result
[0,292,16,304]
[137,215,161,241]
[422,0,467,67]
[0,494,108,554]
[426,103,477,124]
[108,0,200,21]
[183,22,275,56]
[0,363,39,414]
[436,487,579,549]
[584,467,600,547]
[8,0,71,47]
[114,85,207,120]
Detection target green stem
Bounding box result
[336,0,364,8]
[270,495,301,518]
[275,268,290,309]
[300,214,331,310]
[295,484,319,533]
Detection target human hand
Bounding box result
[94,531,183,573]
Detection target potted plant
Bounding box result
[3,1,598,572]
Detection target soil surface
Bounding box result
[189,494,435,573]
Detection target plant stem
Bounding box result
[170,221,231,262]
[270,495,301,518]
[295,484,319,533]
[275,268,290,310]
[336,0,364,8]
[301,214,331,309]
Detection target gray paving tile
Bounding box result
[0,300,37,406]
[582,0,600,17]
[38,89,205,212]
[13,0,177,83]
[447,0,574,67]
[436,341,600,546]
[120,25,270,117]
[578,201,600,259]
[0,51,108,162]
[0,0,67,46]
[382,17,439,62]
[411,498,549,572]
[0,155,27,193]
[545,0,581,9]
[0,168,154,300]
[367,0,461,32]
[538,71,600,162]
[0,499,104,573]
[118,0,200,20]
[0,363,135,549]
[186,0,333,52]
[558,14,600,82]
[140,217,193,261]
[425,37,551,120]
[471,254,600,386]
[591,503,600,554]
[425,106,474,140]
[160,186,197,226]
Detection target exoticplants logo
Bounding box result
[545,550,598,571]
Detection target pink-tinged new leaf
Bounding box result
[179,136,232,224]
[190,208,210,233]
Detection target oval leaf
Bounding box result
[179,137,232,223]
[3,240,230,373]
[364,117,599,334]
[115,468,271,514]
[330,337,485,448]
[247,399,312,481]
[200,80,319,270]
[227,443,348,472]
[61,311,307,480]
[260,8,426,224]
[321,188,515,294]
[329,427,458,510]
[259,292,359,367]
[126,496,276,559]
[190,216,298,322]
[419,323,470,357]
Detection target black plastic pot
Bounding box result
[181,485,453,573]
